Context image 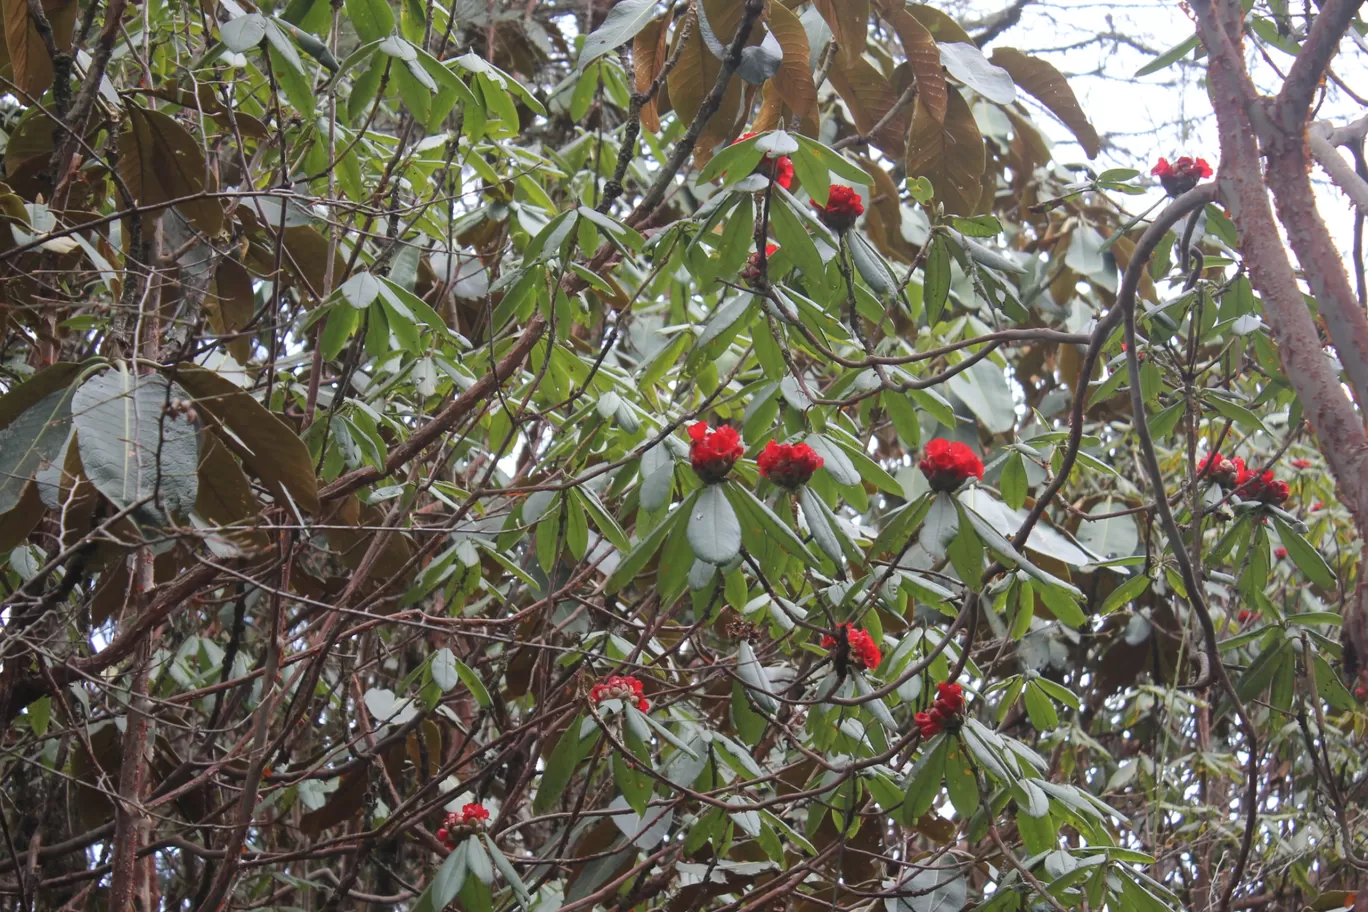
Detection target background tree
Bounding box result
[0,0,1364,911]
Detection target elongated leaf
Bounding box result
[172,365,320,513]
[906,88,984,217]
[72,369,200,524]
[605,492,694,592]
[578,0,659,68]
[989,48,1100,158]
[937,42,1015,104]
[0,363,83,513]
[688,483,742,564]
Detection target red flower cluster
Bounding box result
[918,438,984,492]
[589,674,650,712]
[1151,156,1212,197]
[1199,452,1240,487]
[915,682,967,738]
[821,624,882,670]
[1291,458,1313,469]
[811,185,864,232]
[1274,546,1288,559]
[757,440,823,488]
[731,132,794,189]
[740,243,779,285]
[1235,462,1290,505]
[688,422,744,483]
[437,803,490,847]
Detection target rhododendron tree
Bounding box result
[0,1,1364,912]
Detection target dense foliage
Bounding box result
[0,0,1366,911]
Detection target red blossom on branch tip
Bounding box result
[439,803,491,847]
[811,185,864,232]
[915,680,968,737]
[589,674,650,712]
[821,624,882,670]
[687,422,744,483]
[918,438,984,492]
[1235,463,1291,505]
[1200,452,1239,487]
[1151,156,1213,197]
[1275,547,1288,559]
[757,440,823,488]
[730,132,794,189]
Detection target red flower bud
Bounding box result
[1151,156,1212,197]
[757,440,823,488]
[1199,452,1239,487]
[1274,546,1288,559]
[590,674,649,711]
[1234,462,1290,505]
[915,710,942,738]
[810,185,864,232]
[934,681,965,715]
[687,422,744,483]
[918,438,984,492]
[740,243,780,285]
[820,623,882,670]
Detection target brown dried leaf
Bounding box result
[813,0,868,64]
[1110,234,1158,304]
[632,10,670,133]
[208,258,254,365]
[195,433,271,553]
[906,4,973,43]
[0,480,40,551]
[118,105,224,237]
[665,0,755,166]
[989,48,1100,158]
[906,88,984,216]
[767,0,817,120]
[282,225,347,299]
[875,2,945,124]
[828,54,908,157]
[0,0,75,94]
[173,364,321,515]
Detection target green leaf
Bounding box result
[799,485,843,565]
[943,737,980,818]
[923,234,951,325]
[1135,33,1200,77]
[346,0,395,43]
[902,734,949,824]
[220,13,267,52]
[605,492,694,593]
[1272,517,1336,589]
[483,836,532,908]
[414,840,468,912]
[614,750,652,815]
[565,492,589,559]
[73,368,199,524]
[999,451,1027,511]
[1023,681,1059,731]
[883,391,921,449]
[688,483,742,565]
[534,717,593,813]
[0,388,75,515]
[724,483,815,563]
[1100,573,1150,615]
[573,487,631,553]
[577,0,659,68]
